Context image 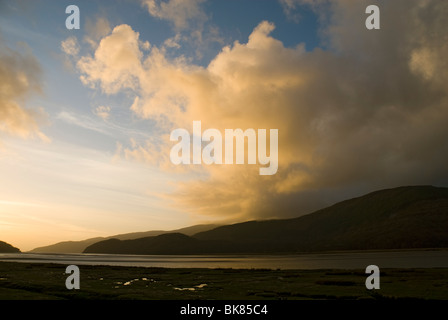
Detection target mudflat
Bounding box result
[0,261,447,300]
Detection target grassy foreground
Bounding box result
[0,261,447,300]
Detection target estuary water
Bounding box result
[1,250,448,269]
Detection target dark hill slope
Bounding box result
[194,186,448,252]
[0,241,20,253]
[84,233,233,254]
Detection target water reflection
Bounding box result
[0,250,448,269]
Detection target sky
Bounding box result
[1,0,448,251]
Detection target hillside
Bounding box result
[30,224,218,253]
[84,233,233,255]
[29,238,105,254]
[0,241,20,253]
[194,185,448,252]
[84,186,448,254]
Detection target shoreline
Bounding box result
[19,247,448,255]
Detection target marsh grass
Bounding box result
[0,262,447,300]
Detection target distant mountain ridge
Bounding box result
[30,224,219,253]
[84,186,448,255]
[84,233,232,255]
[0,241,20,253]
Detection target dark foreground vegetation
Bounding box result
[0,262,447,300]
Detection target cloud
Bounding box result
[84,16,112,49]
[77,24,144,94]
[279,0,304,22]
[76,0,448,223]
[61,36,80,56]
[141,0,223,61]
[57,111,110,135]
[163,34,181,49]
[0,43,48,142]
[142,0,207,31]
[279,0,329,22]
[94,105,111,120]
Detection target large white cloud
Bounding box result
[74,0,448,223]
[77,24,144,94]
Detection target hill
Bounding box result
[84,233,233,255]
[0,241,20,253]
[194,185,448,252]
[30,224,218,253]
[29,238,105,254]
[84,186,448,254]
